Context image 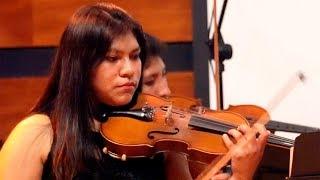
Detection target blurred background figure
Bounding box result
[142,33,171,98]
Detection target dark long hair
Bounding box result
[32,3,146,179]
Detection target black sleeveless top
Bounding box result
[42,132,165,180]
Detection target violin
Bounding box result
[167,95,319,133]
[161,95,295,177]
[167,95,295,147]
[99,93,294,163]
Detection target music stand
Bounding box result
[287,132,320,179]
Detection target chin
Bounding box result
[112,94,134,106]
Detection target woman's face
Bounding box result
[142,56,171,97]
[91,32,142,106]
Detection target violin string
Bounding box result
[268,134,294,147]
[191,115,294,146]
[196,72,305,180]
[242,113,294,145]
[269,135,294,144]
[269,134,294,144]
[189,115,237,134]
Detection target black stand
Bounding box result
[207,0,232,109]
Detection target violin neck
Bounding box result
[189,115,235,134]
[188,115,294,148]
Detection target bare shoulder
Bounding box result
[6,113,53,159]
[0,114,53,179]
[19,113,51,125]
[11,114,53,147]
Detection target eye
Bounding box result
[130,53,140,60]
[143,79,155,86]
[105,56,119,62]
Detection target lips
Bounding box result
[119,81,136,87]
[117,82,137,92]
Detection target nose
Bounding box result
[119,58,134,78]
[158,78,171,97]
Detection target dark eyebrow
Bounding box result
[131,47,141,53]
[108,47,140,54]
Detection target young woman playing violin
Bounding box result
[0,3,149,179]
[0,2,269,180]
[142,34,270,180]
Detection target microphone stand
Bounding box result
[208,0,232,109]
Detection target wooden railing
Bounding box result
[0,0,192,48]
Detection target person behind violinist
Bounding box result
[142,34,270,180]
[142,33,171,98]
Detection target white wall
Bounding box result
[207,0,320,128]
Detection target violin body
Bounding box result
[100,93,248,163]
[165,95,202,111]
[100,93,293,170]
[225,105,270,125]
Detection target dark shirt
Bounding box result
[42,132,165,180]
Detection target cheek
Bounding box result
[143,80,160,95]
[135,61,142,78]
[91,63,116,104]
[142,85,153,94]
[92,64,112,89]
[91,75,111,104]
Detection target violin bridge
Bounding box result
[165,104,173,124]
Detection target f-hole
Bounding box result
[147,128,180,139]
